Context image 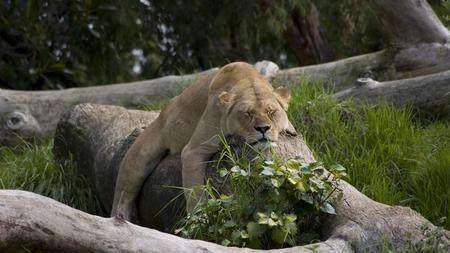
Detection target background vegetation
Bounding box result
[3,0,447,90]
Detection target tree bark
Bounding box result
[0,68,217,146]
[283,1,334,65]
[0,190,351,253]
[334,70,450,116]
[366,0,450,46]
[48,103,450,252]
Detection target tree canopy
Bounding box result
[0,0,448,90]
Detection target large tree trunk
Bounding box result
[1,0,449,145]
[283,1,334,65]
[46,103,450,253]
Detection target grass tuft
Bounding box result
[286,80,450,229]
[0,140,99,214]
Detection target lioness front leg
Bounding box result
[181,135,220,212]
[111,123,166,220]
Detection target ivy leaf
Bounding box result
[240,230,250,239]
[261,167,274,176]
[230,166,240,173]
[271,178,281,188]
[268,218,277,227]
[224,220,236,227]
[221,239,231,246]
[218,168,229,177]
[271,228,287,245]
[296,181,306,192]
[331,164,346,172]
[231,230,241,241]
[300,165,312,174]
[320,202,336,215]
[285,221,297,234]
[247,221,265,238]
[284,213,297,222]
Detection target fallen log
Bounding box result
[48,103,450,252]
[334,70,450,116]
[0,190,350,253]
[0,68,217,146]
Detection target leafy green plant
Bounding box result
[176,140,346,249]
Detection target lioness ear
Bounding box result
[218,91,232,105]
[274,87,290,110]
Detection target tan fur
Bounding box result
[111,62,297,218]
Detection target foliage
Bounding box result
[430,0,450,28]
[0,0,384,90]
[0,140,99,214]
[286,80,450,229]
[0,0,160,89]
[176,140,346,249]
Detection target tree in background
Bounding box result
[0,0,447,90]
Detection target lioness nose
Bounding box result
[255,125,271,134]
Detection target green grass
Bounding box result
[0,140,99,214]
[286,80,450,229]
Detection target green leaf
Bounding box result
[271,178,281,188]
[247,222,265,238]
[221,239,231,246]
[256,212,266,219]
[270,212,279,219]
[224,220,236,227]
[231,230,241,243]
[285,221,297,234]
[331,164,346,172]
[287,177,297,185]
[271,228,287,245]
[218,168,229,177]
[268,218,277,227]
[300,165,312,174]
[261,167,274,176]
[320,202,336,215]
[240,230,249,239]
[208,199,219,206]
[284,213,297,222]
[296,181,306,192]
[265,160,275,166]
[230,166,240,173]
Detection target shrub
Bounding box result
[176,140,346,249]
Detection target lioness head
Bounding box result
[218,83,295,145]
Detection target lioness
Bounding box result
[111,62,297,219]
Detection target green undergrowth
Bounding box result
[0,140,99,214]
[176,139,347,249]
[286,80,450,230]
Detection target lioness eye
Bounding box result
[245,111,253,117]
